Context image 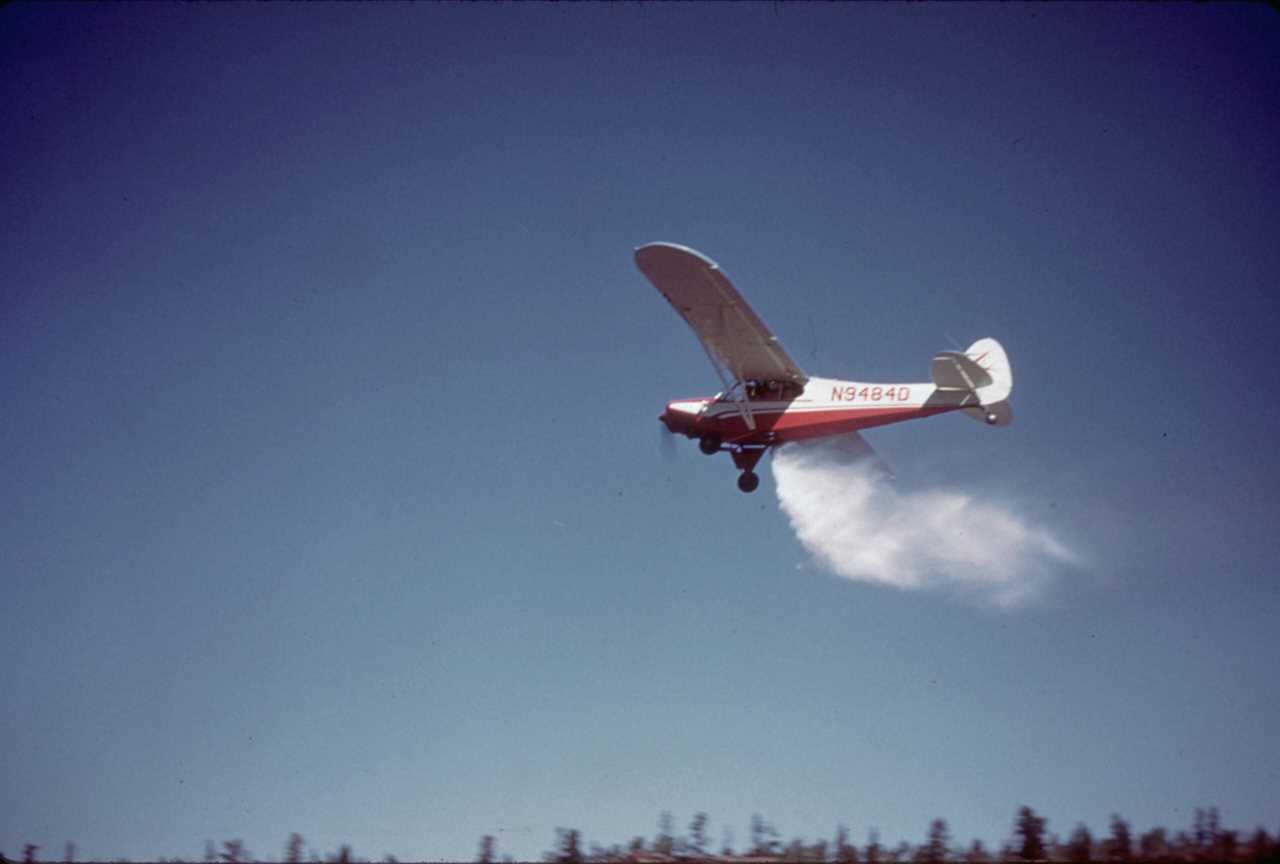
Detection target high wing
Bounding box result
[635,242,808,386]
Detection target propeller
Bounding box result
[658,421,679,463]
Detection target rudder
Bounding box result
[964,337,1012,406]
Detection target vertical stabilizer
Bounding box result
[964,337,1012,405]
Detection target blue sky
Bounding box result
[2,3,1278,861]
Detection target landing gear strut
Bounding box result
[730,445,769,494]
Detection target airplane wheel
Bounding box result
[985,412,998,425]
[699,435,722,455]
[737,472,760,493]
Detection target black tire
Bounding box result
[699,435,722,455]
[737,472,760,493]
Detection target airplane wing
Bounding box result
[635,242,808,386]
[833,430,894,479]
[785,432,895,479]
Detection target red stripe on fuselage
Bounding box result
[702,403,955,443]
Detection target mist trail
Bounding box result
[771,438,1075,609]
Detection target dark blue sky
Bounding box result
[3,3,1278,861]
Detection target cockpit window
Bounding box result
[715,379,800,402]
[715,381,745,403]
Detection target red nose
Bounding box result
[659,408,681,433]
[661,401,705,436]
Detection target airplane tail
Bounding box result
[930,337,1013,426]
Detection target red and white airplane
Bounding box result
[636,242,1013,493]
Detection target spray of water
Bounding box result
[772,438,1075,609]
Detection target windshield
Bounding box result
[715,381,745,403]
[715,379,799,402]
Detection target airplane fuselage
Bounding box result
[661,376,969,445]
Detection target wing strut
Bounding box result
[697,330,756,432]
[731,384,756,432]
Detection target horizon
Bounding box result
[4,804,1274,863]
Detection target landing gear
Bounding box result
[731,445,769,493]
[698,434,722,455]
[985,411,999,425]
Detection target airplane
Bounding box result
[636,242,1013,493]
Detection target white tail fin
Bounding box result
[964,337,1012,405]
[931,337,1014,426]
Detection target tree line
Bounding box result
[5,807,1278,864]
[536,807,1273,864]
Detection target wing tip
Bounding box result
[634,242,721,271]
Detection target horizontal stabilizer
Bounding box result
[931,351,993,391]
